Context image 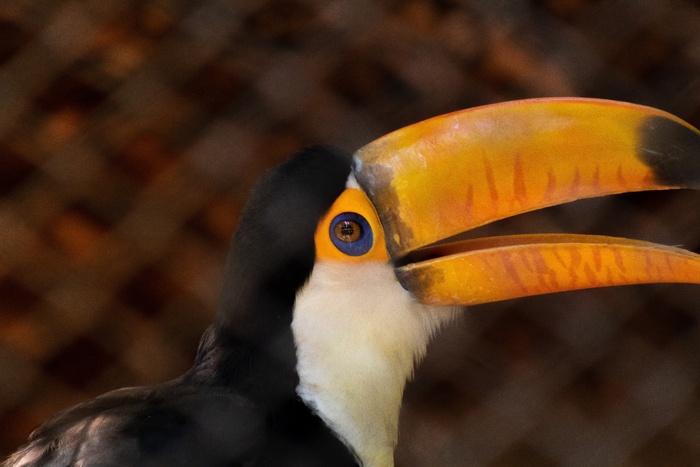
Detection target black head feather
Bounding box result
[188,146,352,400]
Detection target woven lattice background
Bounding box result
[1,1,700,465]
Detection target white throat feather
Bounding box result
[292,261,457,467]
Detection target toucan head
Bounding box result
[289,98,700,466]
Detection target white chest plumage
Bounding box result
[292,261,457,467]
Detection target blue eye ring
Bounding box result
[329,212,373,256]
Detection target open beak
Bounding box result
[353,98,700,306]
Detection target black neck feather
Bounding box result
[186,146,352,405]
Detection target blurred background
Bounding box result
[1,0,700,465]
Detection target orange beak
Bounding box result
[353,98,700,306]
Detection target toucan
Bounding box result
[4,98,700,467]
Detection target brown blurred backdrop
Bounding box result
[1,1,700,465]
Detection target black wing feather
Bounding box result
[5,382,264,467]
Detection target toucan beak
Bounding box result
[353,98,700,306]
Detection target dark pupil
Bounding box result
[340,222,355,237]
[335,220,360,242]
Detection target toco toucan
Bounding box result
[5,98,700,467]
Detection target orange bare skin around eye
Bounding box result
[314,188,389,262]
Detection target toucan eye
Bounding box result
[330,212,373,256]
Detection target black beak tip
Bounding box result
[639,116,700,189]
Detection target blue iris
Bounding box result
[329,212,373,256]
